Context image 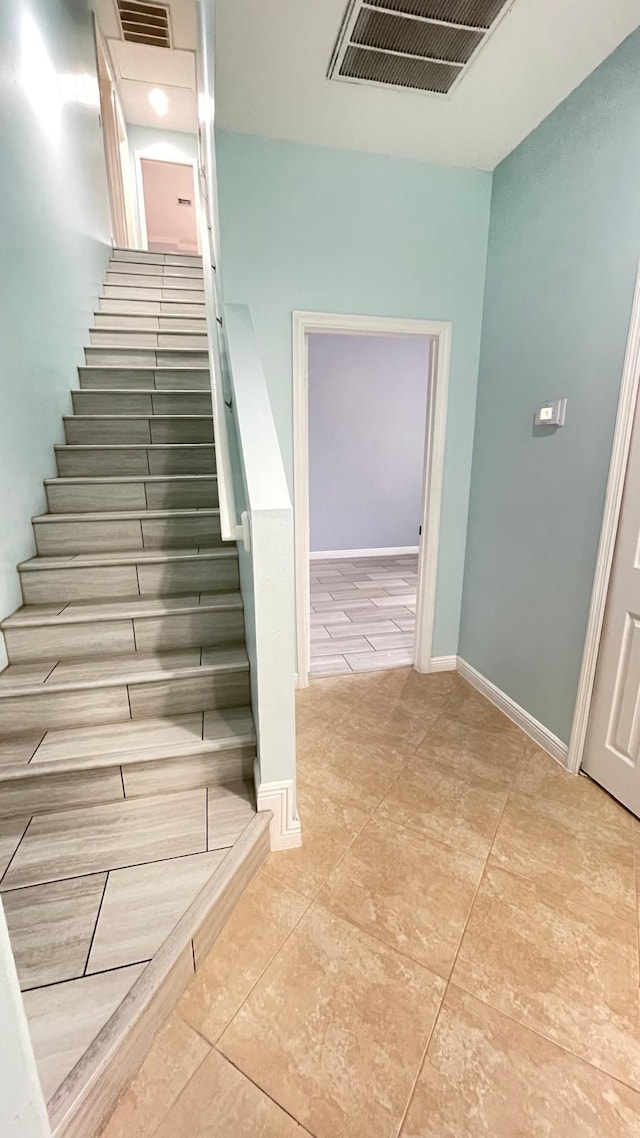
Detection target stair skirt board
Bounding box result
[47,812,271,1138]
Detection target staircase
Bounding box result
[0,248,265,1119]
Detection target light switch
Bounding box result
[534,398,567,428]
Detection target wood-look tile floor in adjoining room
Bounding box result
[309,554,418,676]
[100,668,640,1137]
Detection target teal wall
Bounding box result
[0,0,111,665]
[215,132,492,655]
[459,29,640,743]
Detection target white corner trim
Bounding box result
[566,262,640,774]
[254,763,302,851]
[309,546,419,560]
[456,658,569,767]
[430,655,457,672]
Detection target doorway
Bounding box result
[293,312,452,687]
[137,157,199,255]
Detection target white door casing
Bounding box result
[292,311,451,687]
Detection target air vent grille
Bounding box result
[365,0,506,28]
[329,0,513,96]
[117,1,171,48]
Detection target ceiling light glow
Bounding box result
[148,88,169,116]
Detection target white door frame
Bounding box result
[132,149,200,253]
[292,310,452,688]
[567,263,640,772]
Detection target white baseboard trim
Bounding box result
[456,658,569,768]
[254,763,303,850]
[310,546,419,560]
[430,655,457,672]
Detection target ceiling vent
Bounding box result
[328,0,514,96]
[117,1,171,48]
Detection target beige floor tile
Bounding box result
[2,789,207,890]
[179,869,308,1042]
[154,1048,309,1137]
[515,741,635,833]
[265,783,369,899]
[414,712,526,791]
[24,963,145,1102]
[401,985,640,1137]
[297,721,412,814]
[452,866,640,1090]
[99,1011,210,1138]
[219,903,445,1138]
[378,758,508,860]
[490,789,636,921]
[320,815,483,978]
[4,873,106,990]
[444,680,526,738]
[88,851,227,974]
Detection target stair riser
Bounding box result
[89,330,208,350]
[0,669,249,737]
[98,299,206,317]
[56,446,216,476]
[78,367,210,391]
[4,607,245,664]
[0,744,254,820]
[111,250,203,267]
[103,285,205,302]
[71,391,212,416]
[20,557,239,604]
[64,418,213,445]
[46,479,218,514]
[108,260,203,279]
[85,348,209,367]
[106,272,204,289]
[94,313,206,330]
[34,514,221,556]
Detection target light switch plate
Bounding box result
[534,398,567,428]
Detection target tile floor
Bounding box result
[100,667,640,1137]
[1,782,255,1100]
[309,554,418,677]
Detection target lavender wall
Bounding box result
[308,333,430,553]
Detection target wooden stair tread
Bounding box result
[19,547,235,571]
[32,505,219,523]
[0,706,255,777]
[2,591,242,629]
[0,644,248,697]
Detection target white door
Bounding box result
[583,386,640,815]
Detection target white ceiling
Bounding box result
[214,0,640,170]
[96,0,198,133]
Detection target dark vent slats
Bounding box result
[352,9,482,64]
[330,0,511,95]
[364,0,506,30]
[117,0,170,48]
[340,45,459,93]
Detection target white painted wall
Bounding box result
[0,901,50,1136]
